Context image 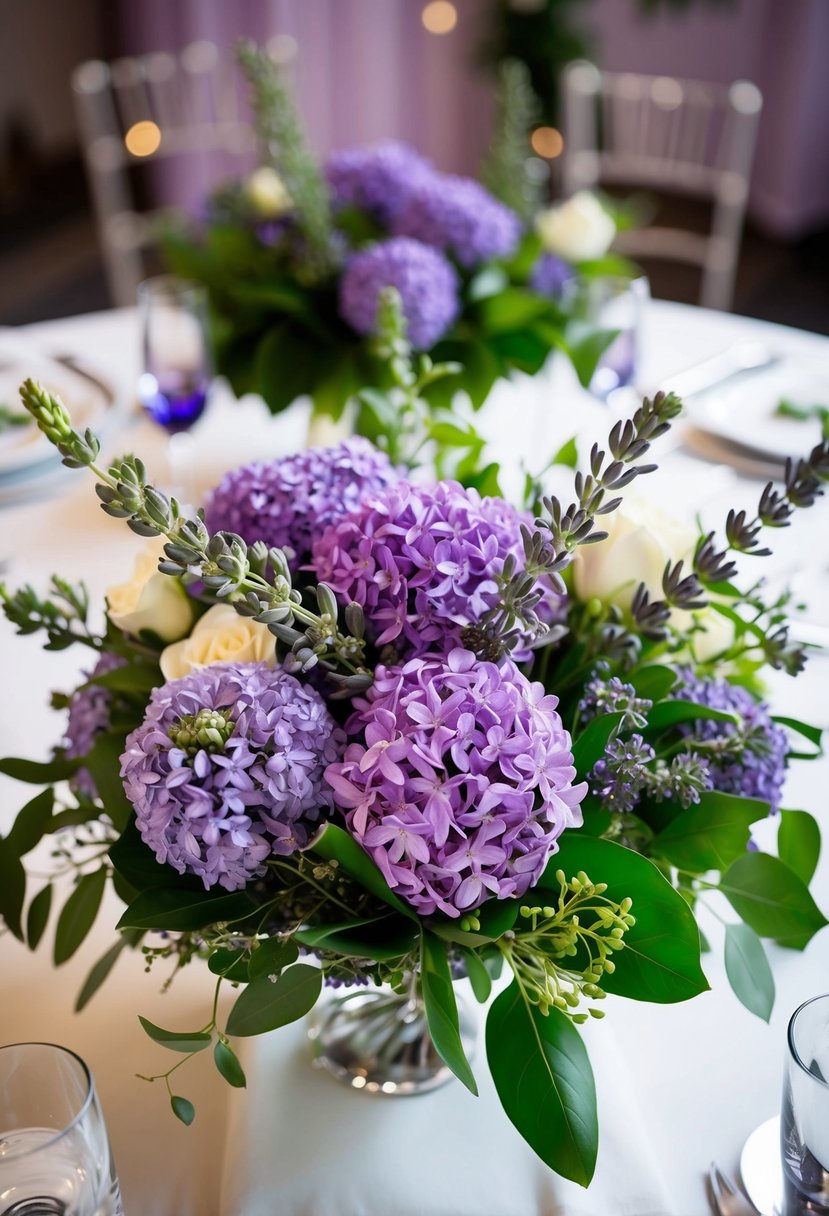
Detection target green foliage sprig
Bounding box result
[482,58,543,220]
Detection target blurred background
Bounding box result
[0,0,827,330]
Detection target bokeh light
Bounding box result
[421,2,458,35]
[530,126,564,159]
[124,120,162,158]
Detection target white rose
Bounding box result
[160,603,276,680]
[106,538,193,643]
[245,166,292,219]
[672,605,735,663]
[535,191,616,263]
[573,494,697,610]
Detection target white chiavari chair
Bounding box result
[562,60,763,311]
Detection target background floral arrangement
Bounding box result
[163,42,630,422]
[1,351,827,1186]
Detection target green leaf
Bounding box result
[420,931,478,1095]
[551,436,578,468]
[83,662,161,695]
[466,265,509,302]
[720,852,828,949]
[724,922,775,1022]
[487,982,598,1186]
[83,733,133,832]
[571,712,625,774]
[54,867,107,964]
[75,933,138,1011]
[171,1095,195,1126]
[0,838,26,940]
[256,324,332,415]
[214,1039,246,1088]
[429,897,519,946]
[629,665,677,702]
[774,716,823,760]
[226,964,322,1037]
[206,948,250,983]
[0,755,79,784]
[116,886,257,932]
[295,914,417,963]
[6,789,54,857]
[109,817,201,892]
[778,810,821,887]
[644,699,739,733]
[139,1016,211,1054]
[26,884,52,951]
[309,824,416,919]
[247,937,300,980]
[477,287,551,333]
[543,835,709,1003]
[461,947,492,1003]
[562,326,619,389]
[651,791,769,874]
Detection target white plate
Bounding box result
[0,343,115,480]
[740,1115,782,1216]
[690,356,829,462]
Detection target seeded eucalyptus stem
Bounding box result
[18,379,371,692]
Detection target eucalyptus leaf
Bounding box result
[170,1095,195,1125]
[0,839,26,940]
[720,853,828,949]
[420,931,478,1095]
[724,922,775,1022]
[139,1017,212,1053]
[116,886,257,932]
[75,932,139,1011]
[207,948,251,984]
[778,810,821,887]
[247,937,300,980]
[6,788,54,857]
[214,1039,246,1088]
[226,964,322,1037]
[26,884,53,951]
[54,868,107,965]
[0,755,79,784]
[487,982,598,1186]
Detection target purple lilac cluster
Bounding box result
[120,663,344,892]
[326,141,434,223]
[339,236,460,349]
[393,174,522,269]
[204,438,400,571]
[63,653,127,798]
[590,734,656,815]
[578,661,652,731]
[311,479,559,660]
[325,647,586,917]
[530,253,574,299]
[675,669,788,812]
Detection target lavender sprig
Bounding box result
[18,379,372,695]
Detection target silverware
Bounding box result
[667,342,779,401]
[708,1163,759,1216]
[680,425,786,481]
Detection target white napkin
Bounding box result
[219,997,676,1216]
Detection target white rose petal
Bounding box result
[106,538,193,643]
[535,191,616,263]
[160,603,276,680]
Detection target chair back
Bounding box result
[562,61,762,311]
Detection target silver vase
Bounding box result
[308,981,477,1096]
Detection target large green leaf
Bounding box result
[0,755,79,784]
[629,665,678,702]
[477,288,551,334]
[461,947,492,1004]
[54,868,107,964]
[295,914,417,963]
[773,716,823,761]
[226,964,322,1037]
[0,838,26,940]
[561,326,619,389]
[246,937,300,980]
[83,662,161,696]
[116,886,257,932]
[83,733,133,831]
[309,824,417,919]
[778,810,821,887]
[256,324,334,414]
[5,788,54,857]
[651,791,768,874]
[138,1016,212,1054]
[724,922,775,1022]
[644,699,738,733]
[543,835,709,1003]
[487,982,598,1186]
[719,853,828,949]
[420,932,478,1095]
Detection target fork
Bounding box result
[707,1164,758,1216]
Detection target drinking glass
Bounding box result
[137,275,212,500]
[0,1042,122,1215]
[782,994,829,1214]
[562,275,649,403]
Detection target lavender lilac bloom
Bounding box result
[311,479,560,660]
[578,661,652,731]
[204,438,400,571]
[325,647,586,917]
[325,141,434,223]
[339,236,460,349]
[530,253,574,299]
[63,652,127,798]
[590,733,656,815]
[675,669,788,812]
[393,174,522,269]
[121,663,344,892]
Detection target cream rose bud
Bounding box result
[572,495,698,610]
[245,166,292,219]
[106,539,193,643]
[159,603,276,680]
[535,191,616,263]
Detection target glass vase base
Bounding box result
[307,987,476,1097]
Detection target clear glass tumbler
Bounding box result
[782,994,829,1214]
[562,275,650,403]
[0,1042,122,1216]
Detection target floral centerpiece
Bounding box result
[1,347,827,1187]
[163,43,628,423]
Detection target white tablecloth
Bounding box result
[1,302,828,1216]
